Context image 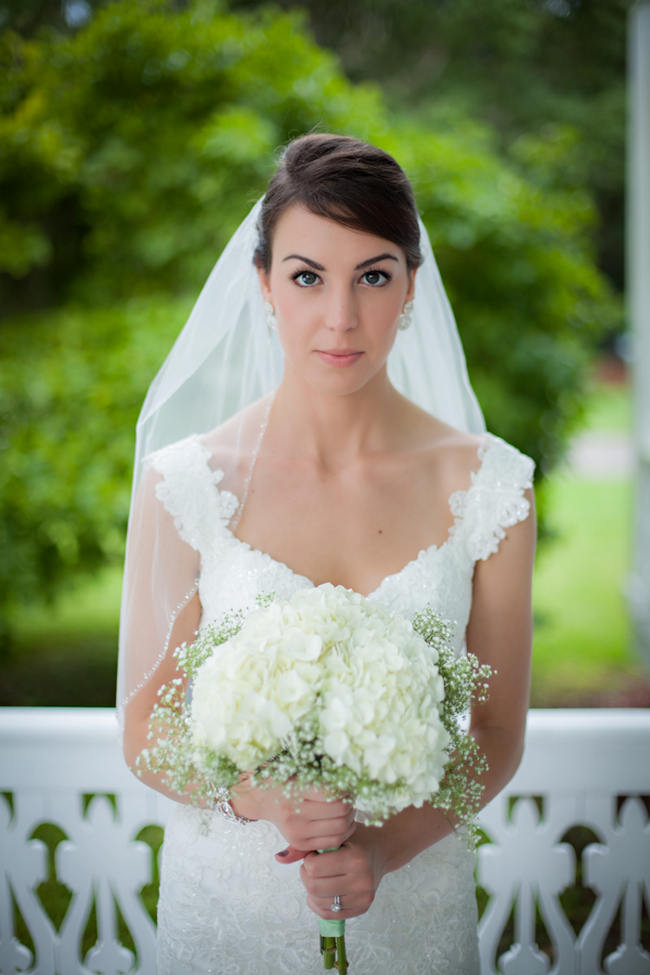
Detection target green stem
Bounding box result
[321,935,336,969]
[336,934,348,973]
[319,919,346,971]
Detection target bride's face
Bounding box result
[257,204,415,395]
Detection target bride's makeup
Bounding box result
[257,204,415,390]
[314,349,364,367]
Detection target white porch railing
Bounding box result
[0,707,648,975]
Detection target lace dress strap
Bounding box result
[144,435,238,555]
[450,434,535,562]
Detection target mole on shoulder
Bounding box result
[377,529,383,534]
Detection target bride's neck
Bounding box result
[270,371,404,470]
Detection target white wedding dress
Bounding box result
[149,431,534,975]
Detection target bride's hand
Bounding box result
[295,825,387,920]
[230,775,356,852]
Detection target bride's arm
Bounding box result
[121,595,205,804]
[119,465,208,803]
[296,488,537,919]
[462,485,537,803]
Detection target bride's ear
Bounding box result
[256,264,272,304]
[406,267,417,304]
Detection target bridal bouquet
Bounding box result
[139,584,491,973]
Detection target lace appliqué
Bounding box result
[146,436,239,549]
[449,434,534,562]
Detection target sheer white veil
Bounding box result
[116,195,485,735]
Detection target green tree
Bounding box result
[0,0,385,312]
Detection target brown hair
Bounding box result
[254,134,423,272]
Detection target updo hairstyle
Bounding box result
[254,134,423,273]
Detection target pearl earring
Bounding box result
[398,300,414,331]
[264,301,277,332]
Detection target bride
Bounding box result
[118,133,536,974]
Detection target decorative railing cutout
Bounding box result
[1,708,648,975]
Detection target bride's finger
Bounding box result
[308,894,353,917]
[309,830,356,851]
[306,892,373,921]
[275,845,309,864]
[303,874,353,899]
[301,816,356,843]
[303,792,352,807]
[301,847,353,878]
[300,799,354,822]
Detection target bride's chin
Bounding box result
[298,371,387,403]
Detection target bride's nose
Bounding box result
[325,286,358,332]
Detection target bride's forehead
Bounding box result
[271,204,400,260]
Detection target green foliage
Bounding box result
[0,295,188,631]
[0,0,620,635]
[252,0,630,112]
[0,0,385,309]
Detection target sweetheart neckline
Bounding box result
[204,435,493,599]
[220,523,448,599]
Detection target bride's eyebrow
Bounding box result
[282,254,325,270]
[281,253,399,270]
[355,253,399,269]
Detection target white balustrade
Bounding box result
[0,707,648,975]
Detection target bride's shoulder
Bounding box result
[200,396,271,473]
[140,397,269,481]
[413,415,482,485]
[414,415,533,496]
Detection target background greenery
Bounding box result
[0,0,641,704]
[532,380,640,705]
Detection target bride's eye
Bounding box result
[292,270,321,287]
[361,269,391,287]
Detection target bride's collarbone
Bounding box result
[232,435,482,586]
[234,493,455,592]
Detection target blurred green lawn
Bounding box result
[531,476,636,704]
[531,376,645,704]
[581,376,631,432]
[1,378,645,708]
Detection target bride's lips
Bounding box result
[315,349,364,367]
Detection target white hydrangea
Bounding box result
[190,584,451,813]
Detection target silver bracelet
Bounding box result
[213,786,253,825]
